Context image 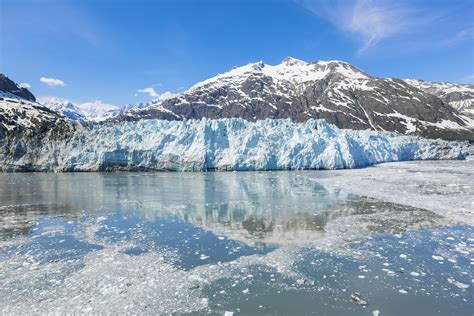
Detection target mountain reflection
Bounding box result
[0,172,445,246]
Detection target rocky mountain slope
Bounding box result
[0,74,36,102]
[404,79,474,119]
[118,57,473,140]
[0,75,70,134]
[0,75,76,169]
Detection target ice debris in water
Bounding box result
[351,292,368,306]
[296,278,307,285]
[3,118,467,171]
[447,278,470,290]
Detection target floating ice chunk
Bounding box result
[447,278,470,290]
[296,278,307,285]
[351,292,368,306]
[382,269,396,276]
[224,312,234,316]
[373,310,380,316]
[432,255,444,261]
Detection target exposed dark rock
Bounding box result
[0,74,35,102]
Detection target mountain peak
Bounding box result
[281,56,306,66]
[313,60,370,80]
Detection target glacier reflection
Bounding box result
[0,171,445,247]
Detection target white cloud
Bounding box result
[40,77,66,86]
[138,87,177,100]
[299,0,426,53]
[138,87,160,98]
[19,83,31,88]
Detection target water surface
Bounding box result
[0,164,472,315]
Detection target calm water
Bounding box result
[0,169,472,315]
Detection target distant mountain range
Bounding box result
[1,57,473,141]
[404,79,474,119]
[41,97,122,122]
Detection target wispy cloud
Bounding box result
[442,26,474,46]
[19,83,31,89]
[4,2,103,47]
[40,77,66,87]
[299,0,432,53]
[138,87,177,100]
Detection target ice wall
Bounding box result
[0,118,468,172]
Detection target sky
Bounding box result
[1,0,473,107]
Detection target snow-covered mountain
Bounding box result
[76,100,121,122]
[118,57,474,140]
[42,98,121,122]
[42,97,87,121]
[0,75,70,136]
[404,79,474,119]
[0,118,467,172]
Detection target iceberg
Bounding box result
[0,118,468,172]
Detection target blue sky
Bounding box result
[1,0,473,107]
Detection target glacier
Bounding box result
[0,118,468,172]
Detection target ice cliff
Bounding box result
[0,118,468,172]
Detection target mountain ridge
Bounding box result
[116,57,474,140]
